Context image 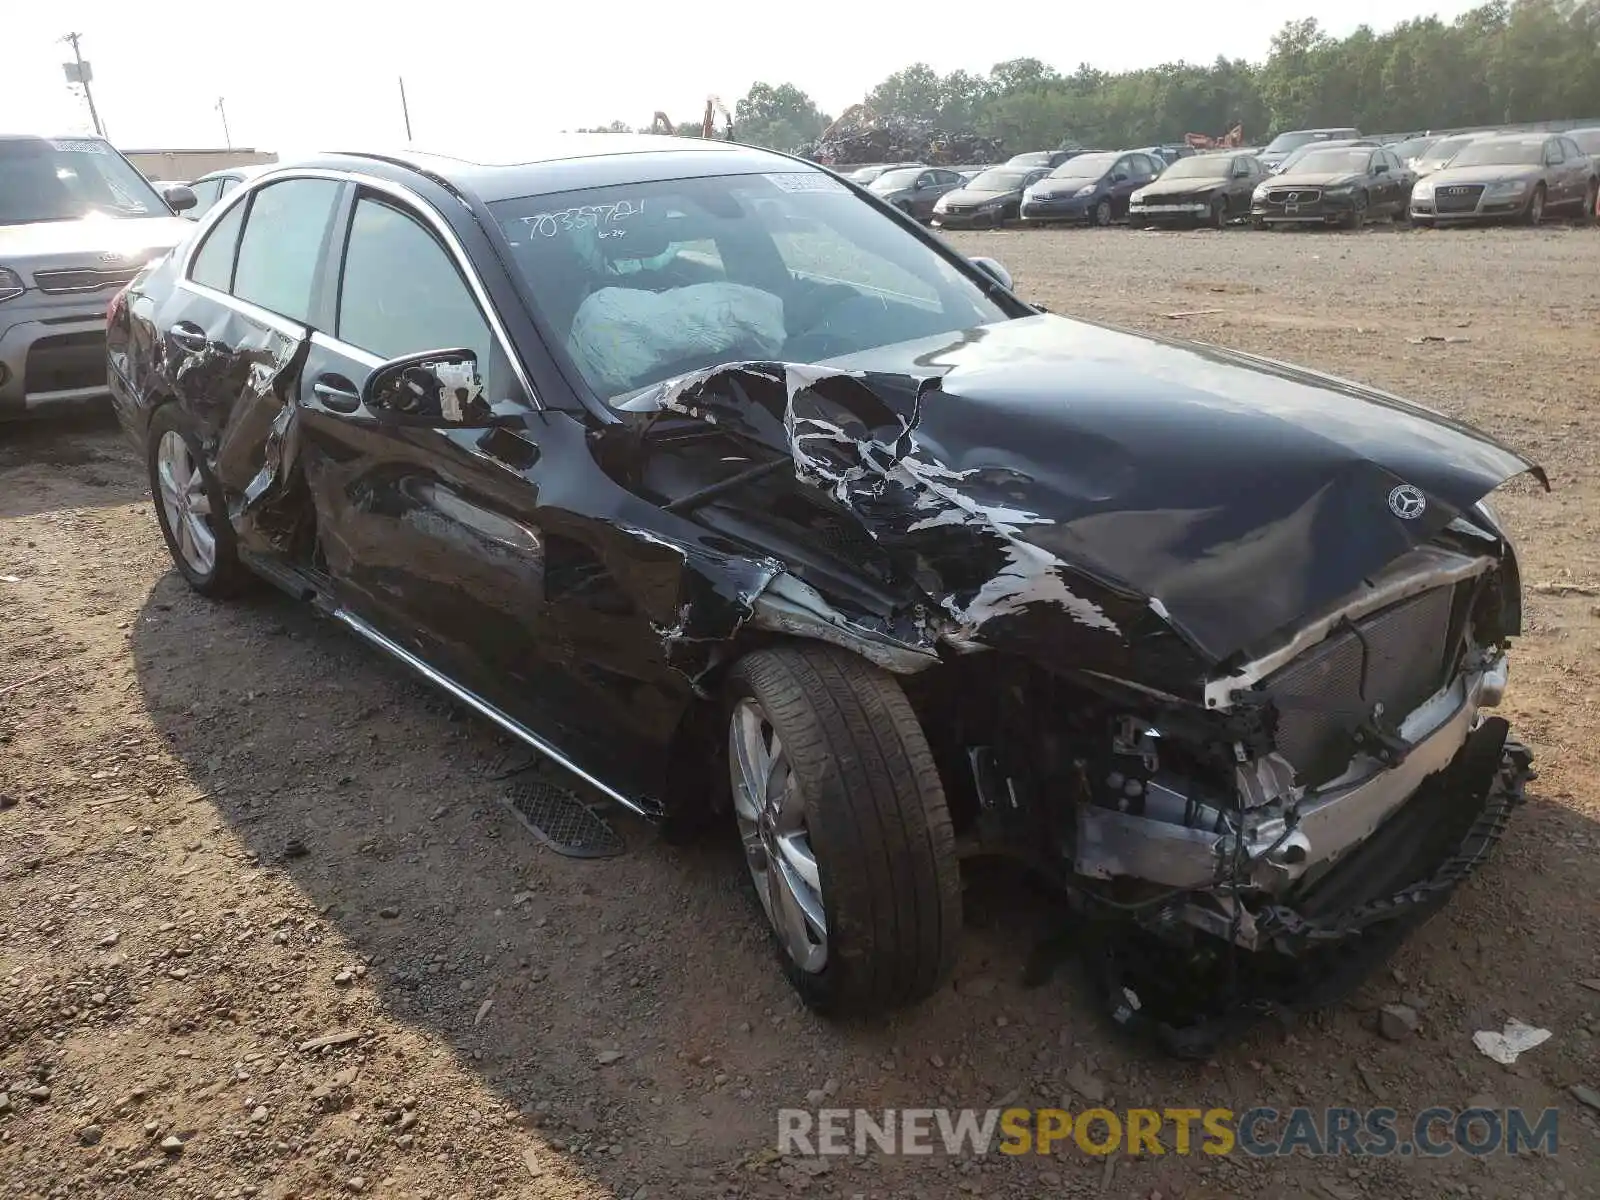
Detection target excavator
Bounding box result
[1184,120,1246,151]
[649,97,735,140]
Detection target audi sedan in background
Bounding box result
[1128,152,1264,228]
[1020,150,1163,225]
[932,165,1049,228]
[1409,134,1597,226]
[1,133,195,420]
[103,134,1539,1054]
[1251,144,1414,228]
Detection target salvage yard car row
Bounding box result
[865,124,1600,232]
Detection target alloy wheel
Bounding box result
[729,697,827,973]
[156,430,217,577]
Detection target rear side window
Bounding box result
[189,199,247,292]
[336,196,492,367]
[232,179,340,323]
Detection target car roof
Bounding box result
[193,164,273,184]
[279,135,806,203]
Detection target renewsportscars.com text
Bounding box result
[778,1106,1560,1158]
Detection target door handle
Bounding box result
[312,374,362,414]
[170,322,209,352]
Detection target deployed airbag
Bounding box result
[568,283,786,397]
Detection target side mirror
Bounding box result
[162,184,197,214]
[363,348,495,426]
[969,256,1013,291]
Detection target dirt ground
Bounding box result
[4,223,1599,1200]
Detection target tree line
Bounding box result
[576,0,1600,152]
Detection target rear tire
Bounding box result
[147,404,250,598]
[724,645,961,1015]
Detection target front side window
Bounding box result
[491,171,1009,402]
[187,178,223,216]
[189,199,247,292]
[232,179,340,323]
[336,196,492,367]
[0,137,168,225]
[1544,140,1565,165]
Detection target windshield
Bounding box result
[1448,140,1544,167]
[1388,137,1433,161]
[1421,137,1473,164]
[1289,148,1372,174]
[0,137,167,225]
[490,172,1009,403]
[1008,153,1049,167]
[1048,153,1118,178]
[1265,132,1320,154]
[1158,156,1229,179]
[870,168,923,191]
[967,169,1029,190]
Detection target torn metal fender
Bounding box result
[747,571,942,674]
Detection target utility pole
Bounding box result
[60,32,105,137]
[398,76,413,142]
[216,98,232,150]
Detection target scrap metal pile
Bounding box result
[797,104,1004,166]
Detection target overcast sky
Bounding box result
[9,0,1485,155]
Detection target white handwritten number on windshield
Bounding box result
[519,200,646,239]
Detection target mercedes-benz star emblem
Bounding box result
[1389,484,1427,520]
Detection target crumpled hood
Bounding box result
[631,314,1541,671]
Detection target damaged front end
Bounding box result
[603,319,1542,1051]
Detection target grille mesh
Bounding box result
[1434,185,1485,214]
[1263,586,1456,786]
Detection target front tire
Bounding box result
[1343,192,1368,229]
[1093,198,1113,227]
[1209,197,1227,230]
[147,405,249,598]
[725,645,961,1015]
[1523,184,1545,225]
[1582,179,1597,226]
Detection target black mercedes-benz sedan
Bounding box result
[1250,143,1415,228]
[105,136,1539,1051]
